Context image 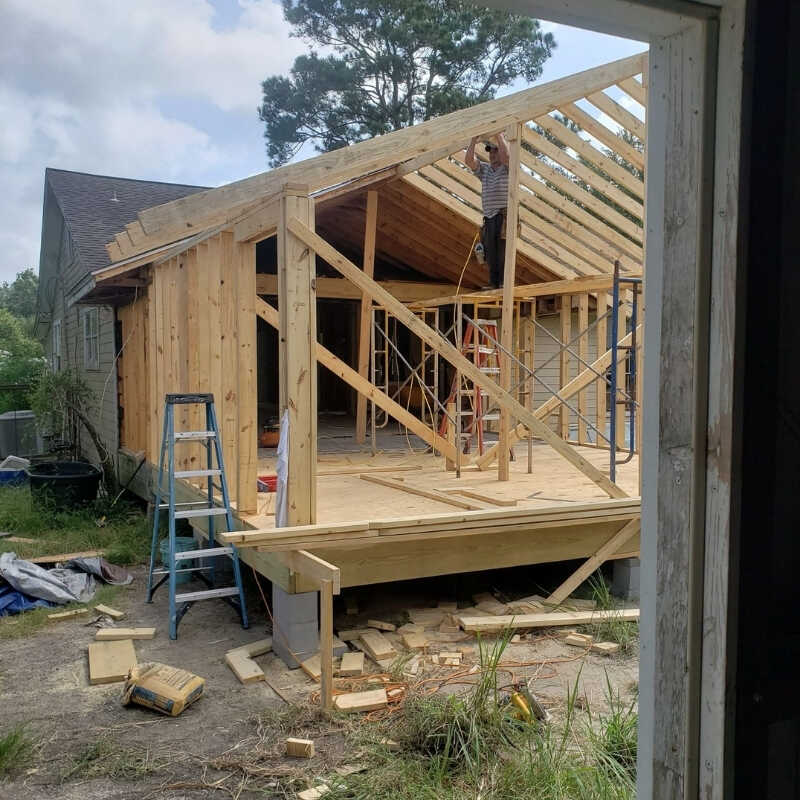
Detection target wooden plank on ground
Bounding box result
[225,651,265,684]
[286,738,315,758]
[30,549,105,564]
[94,604,125,620]
[48,608,88,621]
[333,688,388,713]
[359,630,396,662]
[88,639,137,685]
[545,517,641,605]
[95,628,156,641]
[338,651,365,676]
[457,608,640,632]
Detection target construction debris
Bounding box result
[300,654,322,681]
[224,638,273,684]
[564,632,594,648]
[367,619,396,632]
[95,627,156,641]
[88,639,137,685]
[48,607,88,621]
[591,641,621,655]
[94,604,125,620]
[338,651,365,676]
[122,662,205,716]
[297,784,329,799]
[406,608,445,628]
[401,631,428,651]
[457,608,640,632]
[286,738,315,758]
[336,627,372,641]
[333,688,388,713]
[359,630,396,662]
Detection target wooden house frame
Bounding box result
[77,0,755,786]
[85,54,652,713]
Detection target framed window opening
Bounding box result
[51,319,62,372]
[82,307,100,370]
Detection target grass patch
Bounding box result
[323,632,636,800]
[0,725,36,777]
[0,486,149,640]
[61,739,169,782]
[587,574,639,652]
[0,486,151,566]
[585,674,638,779]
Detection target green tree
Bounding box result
[0,307,44,413]
[260,0,555,166]
[0,268,38,324]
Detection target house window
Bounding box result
[51,319,62,371]
[82,307,99,369]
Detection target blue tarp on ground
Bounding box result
[0,581,54,616]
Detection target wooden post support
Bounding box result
[578,293,589,445]
[236,240,258,513]
[560,296,571,441]
[499,123,522,482]
[356,191,378,444]
[446,401,456,472]
[278,186,317,525]
[596,292,608,445]
[320,578,333,710]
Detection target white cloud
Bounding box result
[0,0,306,280]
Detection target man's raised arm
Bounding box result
[495,131,510,167]
[465,136,479,171]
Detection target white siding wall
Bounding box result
[532,311,602,439]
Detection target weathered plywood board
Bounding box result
[88,639,137,685]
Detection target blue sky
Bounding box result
[0,0,646,282]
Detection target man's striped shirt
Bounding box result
[473,161,509,218]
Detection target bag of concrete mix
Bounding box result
[122,662,205,717]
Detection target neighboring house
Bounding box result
[35,168,206,467]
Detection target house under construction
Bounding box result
[41,53,648,697]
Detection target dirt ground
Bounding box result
[0,567,639,799]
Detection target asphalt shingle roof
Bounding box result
[45,168,208,277]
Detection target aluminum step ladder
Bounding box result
[146,393,249,640]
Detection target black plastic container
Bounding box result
[28,461,102,508]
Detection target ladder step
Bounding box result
[151,566,212,576]
[174,507,229,520]
[175,586,240,603]
[167,546,233,560]
[483,413,501,421]
[480,367,501,374]
[174,469,222,479]
[174,431,216,441]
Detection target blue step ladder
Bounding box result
[146,393,249,639]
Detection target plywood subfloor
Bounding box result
[245,439,639,528]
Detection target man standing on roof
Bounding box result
[465,132,510,289]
